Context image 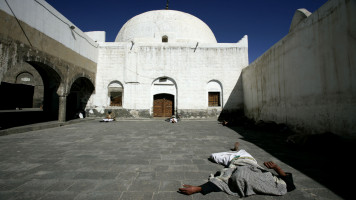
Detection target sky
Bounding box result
[45,0,328,63]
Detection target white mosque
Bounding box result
[85,9,248,118]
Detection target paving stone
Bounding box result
[32,170,78,180]
[0,170,36,180]
[120,191,153,200]
[125,159,150,165]
[153,165,169,172]
[242,194,269,200]
[159,180,182,192]
[298,188,344,200]
[39,191,79,200]
[8,191,47,200]
[184,172,210,180]
[191,192,232,200]
[192,159,209,164]
[94,180,131,192]
[115,172,138,181]
[153,191,193,200]
[0,191,20,200]
[0,179,29,191]
[156,172,185,180]
[195,164,222,172]
[65,180,97,192]
[74,191,121,200]
[128,180,160,192]
[174,159,193,164]
[136,172,156,180]
[45,180,75,191]
[15,179,57,191]
[167,164,199,172]
[73,171,112,179]
[150,159,175,165]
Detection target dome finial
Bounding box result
[165,0,169,10]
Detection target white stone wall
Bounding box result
[0,0,98,62]
[85,31,106,42]
[242,0,356,136]
[88,37,248,117]
[89,43,126,114]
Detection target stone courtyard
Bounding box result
[0,120,348,200]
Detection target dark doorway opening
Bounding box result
[0,82,34,110]
[66,77,94,121]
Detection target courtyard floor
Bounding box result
[0,119,348,200]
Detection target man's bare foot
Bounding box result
[232,142,239,151]
[178,184,202,195]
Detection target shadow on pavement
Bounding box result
[225,124,354,200]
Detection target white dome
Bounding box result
[115,10,217,43]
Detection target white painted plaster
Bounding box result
[0,0,98,62]
[115,10,217,44]
[88,36,248,114]
[242,0,356,136]
[85,31,106,42]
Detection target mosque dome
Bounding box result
[115,10,217,43]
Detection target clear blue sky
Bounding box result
[45,0,328,63]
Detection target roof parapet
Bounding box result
[289,8,312,32]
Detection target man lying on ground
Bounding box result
[178,142,295,197]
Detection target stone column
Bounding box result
[58,96,67,122]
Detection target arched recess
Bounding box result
[66,77,95,120]
[27,61,62,120]
[207,80,223,107]
[108,81,124,107]
[0,62,44,110]
[151,77,177,117]
[0,61,62,129]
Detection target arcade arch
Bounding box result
[0,62,44,110]
[66,77,95,120]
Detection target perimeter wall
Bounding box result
[242,0,356,136]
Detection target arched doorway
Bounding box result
[153,94,174,117]
[66,77,95,120]
[151,77,177,117]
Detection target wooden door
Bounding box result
[208,92,220,107]
[153,94,174,117]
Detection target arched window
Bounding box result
[16,72,35,86]
[162,35,168,43]
[108,82,123,107]
[207,81,222,107]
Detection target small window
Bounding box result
[16,72,35,86]
[208,92,220,107]
[110,91,122,107]
[108,82,123,107]
[162,35,168,43]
